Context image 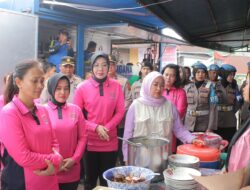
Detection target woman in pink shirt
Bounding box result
[45,73,87,190]
[74,52,125,190]
[161,64,187,119]
[162,64,188,152]
[227,73,250,172]
[0,60,62,190]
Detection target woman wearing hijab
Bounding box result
[226,73,250,172]
[73,52,125,190]
[215,64,241,142]
[184,61,217,132]
[122,71,202,163]
[45,73,87,190]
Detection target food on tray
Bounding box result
[111,173,146,183]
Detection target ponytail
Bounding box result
[3,59,42,105]
[3,73,18,105]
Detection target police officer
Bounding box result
[184,61,217,132]
[208,64,220,84]
[40,56,82,104]
[131,60,153,100]
[215,64,241,142]
[108,55,132,110]
[108,55,132,165]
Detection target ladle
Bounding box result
[117,137,142,146]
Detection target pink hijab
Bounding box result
[138,71,166,106]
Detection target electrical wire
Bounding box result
[42,0,173,12]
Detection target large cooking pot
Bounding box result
[126,136,169,175]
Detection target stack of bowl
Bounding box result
[163,167,201,190]
[168,154,200,170]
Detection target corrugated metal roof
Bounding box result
[139,0,250,52]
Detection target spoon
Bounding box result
[139,173,161,178]
[149,173,161,176]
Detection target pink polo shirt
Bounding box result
[0,95,4,109]
[45,101,87,183]
[73,77,125,152]
[228,126,250,172]
[0,95,4,169]
[162,87,187,119]
[0,95,62,190]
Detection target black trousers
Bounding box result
[84,151,117,190]
[117,127,125,165]
[59,181,79,190]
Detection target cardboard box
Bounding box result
[193,164,250,190]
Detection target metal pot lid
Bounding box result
[128,136,169,147]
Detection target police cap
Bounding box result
[220,64,237,72]
[108,55,117,64]
[192,61,207,71]
[208,64,220,71]
[61,56,75,66]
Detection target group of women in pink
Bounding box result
[0,60,87,190]
[0,52,249,190]
[0,52,125,190]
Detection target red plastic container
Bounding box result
[177,144,220,162]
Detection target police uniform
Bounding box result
[184,62,217,132]
[108,55,132,165]
[40,56,82,104]
[215,64,241,142]
[131,79,142,100]
[109,55,132,110]
[208,64,220,82]
[130,61,153,100]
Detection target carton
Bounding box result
[193,164,250,190]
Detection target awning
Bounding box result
[39,0,187,45]
[139,0,250,52]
